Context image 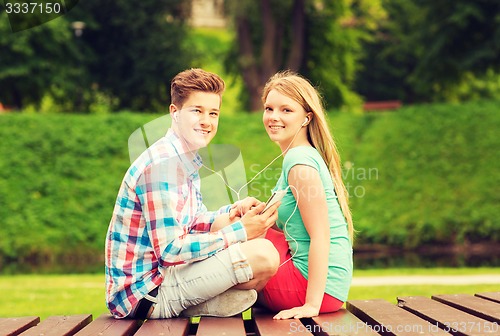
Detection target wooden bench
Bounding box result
[2,291,499,336]
[363,100,402,112]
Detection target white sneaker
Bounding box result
[181,288,257,317]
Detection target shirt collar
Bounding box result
[166,129,203,175]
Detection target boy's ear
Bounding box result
[169,104,177,114]
[170,104,178,122]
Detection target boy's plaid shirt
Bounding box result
[105,129,247,318]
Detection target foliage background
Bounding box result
[1,0,499,267]
[0,100,498,263]
[2,0,499,112]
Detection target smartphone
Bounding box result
[261,189,287,214]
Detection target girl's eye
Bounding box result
[210,112,219,117]
[284,108,292,113]
[265,107,272,112]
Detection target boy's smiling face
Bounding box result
[170,91,221,151]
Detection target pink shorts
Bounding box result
[260,229,344,313]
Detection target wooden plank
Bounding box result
[134,318,190,336]
[348,299,449,336]
[475,292,500,304]
[310,309,381,335]
[19,315,92,336]
[73,314,140,336]
[254,314,313,335]
[196,317,246,336]
[398,296,497,336]
[0,317,40,336]
[432,294,500,324]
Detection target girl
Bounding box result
[260,71,354,319]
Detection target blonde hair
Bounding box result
[262,70,354,242]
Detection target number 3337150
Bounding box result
[5,2,62,14]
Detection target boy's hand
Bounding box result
[240,202,280,239]
[229,197,262,220]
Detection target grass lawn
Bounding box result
[1,274,107,320]
[354,267,500,276]
[1,268,499,320]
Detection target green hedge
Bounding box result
[0,113,157,260]
[0,100,498,261]
[345,101,500,247]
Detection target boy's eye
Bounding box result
[265,107,272,112]
[210,112,219,117]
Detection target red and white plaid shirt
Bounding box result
[105,129,247,318]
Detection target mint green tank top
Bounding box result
[274,146,353,302]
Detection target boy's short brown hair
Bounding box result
[170,68,225,107]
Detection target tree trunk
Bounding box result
[235,0,306,112]
[286,0,305,71]
[260,0,278,83]
[236,16,262,111]
[12,86,23,110]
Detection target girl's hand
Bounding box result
[273,303,320,320]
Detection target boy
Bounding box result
[105,69,280,319]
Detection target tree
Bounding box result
[305,0,385,109]
[0,1,194,112]
[0,10,83,109]
[355,0,500,103]
[224,0,385,111]
[67,0,193,111]
[411,0,500,100]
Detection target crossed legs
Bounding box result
[148,214,279,318]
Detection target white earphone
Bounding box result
[301,117,309,127]
[172,113,178,122]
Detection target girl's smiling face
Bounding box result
[263,89,309,151]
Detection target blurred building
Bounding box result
[189,0,226,28]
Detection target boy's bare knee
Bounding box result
[243,239,279,278]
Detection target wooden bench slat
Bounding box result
[398,296,497,335]
[432,294,500,324]
[7,291,500,336]
[72,314,140,336]
[0,317,40,336]
[311,309,381,335]
[348,299,449,336]
[363,100,402,111]
[134,317,190,336]
[475,292,500,304]
[196,316,246,336]
[19,315,92,336]
[254,313,313,335]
